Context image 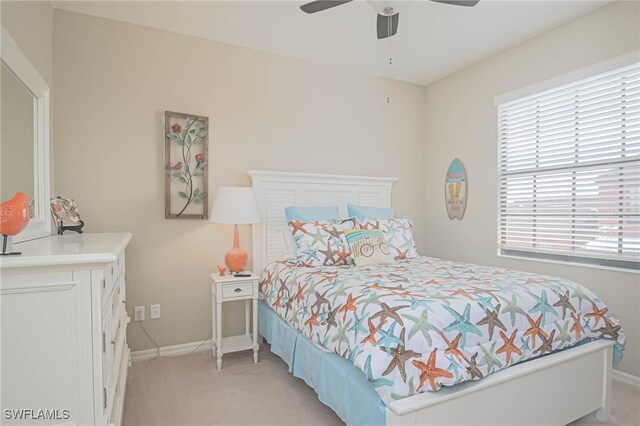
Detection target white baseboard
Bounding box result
[613,369,640,388]
[131,339,212,362]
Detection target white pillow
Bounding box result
[278,226,297,260]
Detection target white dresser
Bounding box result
[0,233,132,426]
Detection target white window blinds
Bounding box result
[498,62,640,270]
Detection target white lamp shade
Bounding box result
[210,187,261,225]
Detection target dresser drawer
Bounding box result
[222,282,254,299]
[100,252,125,308]
[101,263,117,307]
[102,308,126,417]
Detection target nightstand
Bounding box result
[210,272,260,370]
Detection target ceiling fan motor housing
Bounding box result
[367,1,399,16]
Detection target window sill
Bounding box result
[496,253,640,275]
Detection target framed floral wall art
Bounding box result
[164,111,209,219]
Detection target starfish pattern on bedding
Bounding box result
[361,318,386,345]
[465,352,484,380]
[496,330,522,366]
[339,293,364,320]
[585,300,615,328]
[391,377,417,400]
[478,341,502,372]
[441,332,467,363]
[326,226,342,239]
[523,314,548,349]
[377,322,404,356]
[306,230,327,247]
[312,289,331,311]
[364,355,393,388]
[527,290,556,323]
[331,319,352,352]
[445,355,464,379]
[475,295,497,311]
[336,245,351,265]
[346,345,363,363]
[553,290,576,319]
[329,283,346,303]
[324,305,340,334]
[403,310,439,345]
[412,348,454,392]
[304,307,321,333]
[499,294,527,326]
[371,303,408,326]
[476,303,507,340]
[554,321,572,346]
[347,311,369,342]
[442,304,482,348]
[300,247,321,263]
[402,296,433,312]
[289,220,307,235]
[319,242,339,265]
[594,323,622,340]
[571,286,590,309]
[570,313,585,340]
[381,328,421,382]
[533,329,556,355]
[259,255,626,406]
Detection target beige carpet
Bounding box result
[123,345,639,426]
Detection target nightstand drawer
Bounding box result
[222,282,253,299]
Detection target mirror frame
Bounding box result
[1,25,51,243]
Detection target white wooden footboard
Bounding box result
[386,339,614,426]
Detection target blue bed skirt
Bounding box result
[258,300,387,426]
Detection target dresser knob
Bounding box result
[234,288,241,293]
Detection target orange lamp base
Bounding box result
[225,247,247,273]
[225,225,248,273]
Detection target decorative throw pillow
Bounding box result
[289,219,354,266]
[278,226,297,260]
[356,216,418,260]
[344,229,396,267]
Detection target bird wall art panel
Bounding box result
[164,111,209,219]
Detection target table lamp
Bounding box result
[210,187,261,273]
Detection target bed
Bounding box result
[249,170,624,426]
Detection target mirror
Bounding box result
[1,61,35,208]
[0,26,50,243]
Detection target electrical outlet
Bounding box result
[150,304,161,320]
[134,306,145,321]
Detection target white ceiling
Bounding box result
[51,0,611,86]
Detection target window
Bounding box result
[497,59,640,270]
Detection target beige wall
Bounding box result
[422,1,640,376]
[1,1,53,87]
[52,10,425,351]
[1,0,53,204]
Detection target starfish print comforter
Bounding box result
[259,256,625,406]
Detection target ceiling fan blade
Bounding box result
[376,13,399,40]
[430,0,480,6]
[300,0,353,14]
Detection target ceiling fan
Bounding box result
[299,0,479,39]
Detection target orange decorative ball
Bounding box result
[0,192,30,236]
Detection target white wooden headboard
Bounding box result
[248,170,397,272]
